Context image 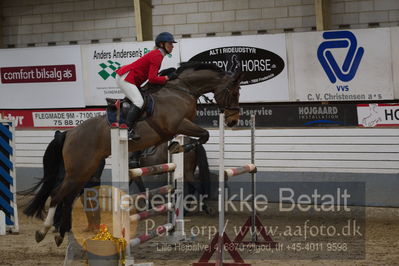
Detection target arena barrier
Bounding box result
[0,120,19,234]
[110,123,185,266]
[193,114,276,266]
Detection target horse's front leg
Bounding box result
[169,119,209,153]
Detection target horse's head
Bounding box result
[175,62,243,127]
[214,71,243,127]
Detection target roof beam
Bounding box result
[134,0,153,42]
[315,0,329,31]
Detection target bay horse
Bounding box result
[23,62,242,246]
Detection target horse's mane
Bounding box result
[176,62,224,75]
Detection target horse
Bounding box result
[23,62,243,246]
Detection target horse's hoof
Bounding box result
[35,231,45,243]
[54,235,64,247]
[169,142,183,154]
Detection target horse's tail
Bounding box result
[23,131,67,219]
[195,143,211,195]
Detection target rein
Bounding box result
[172,72,240,114]
[171,84,199,99]
[172,77,201,98]
[214,86,240,112]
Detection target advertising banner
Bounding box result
[357,103,399,127]
[0,108,106,129]
[291,28,394,101]
[0,46,85,109]
[180,35,289,102]
[195,103,358,128]
[81,42,180,106]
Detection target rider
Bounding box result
[115,32,178,140]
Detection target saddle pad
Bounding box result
[106,106,127,125]
[144,94,155,116]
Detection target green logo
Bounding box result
[98,60,121,80]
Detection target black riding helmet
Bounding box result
[155,32,177,48]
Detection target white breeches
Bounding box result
[116,72,144,108]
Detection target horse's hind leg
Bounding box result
[54,191,78,246]
[35,205,57,242]
[35,179,83,244]
[52,180,83,246]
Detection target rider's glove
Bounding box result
[167,72,178,81]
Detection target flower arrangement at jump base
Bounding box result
[84,224,127,266]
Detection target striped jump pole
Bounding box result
[130,223,174,247]
[129,163,176,179]
[224,164,257,179]
[0,120,19,234]
[130,184,174,202]
[130,202,174,222]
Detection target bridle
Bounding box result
[214,83,240,115]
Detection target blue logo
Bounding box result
[317,31,364,83]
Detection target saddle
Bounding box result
[105,93,155,125]
[106,67,177,126]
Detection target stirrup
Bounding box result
[128,128,140,141]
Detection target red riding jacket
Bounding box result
[116,49,167,86]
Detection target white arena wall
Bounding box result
[2,0,399,48]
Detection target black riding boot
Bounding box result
[126,104,141,141]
